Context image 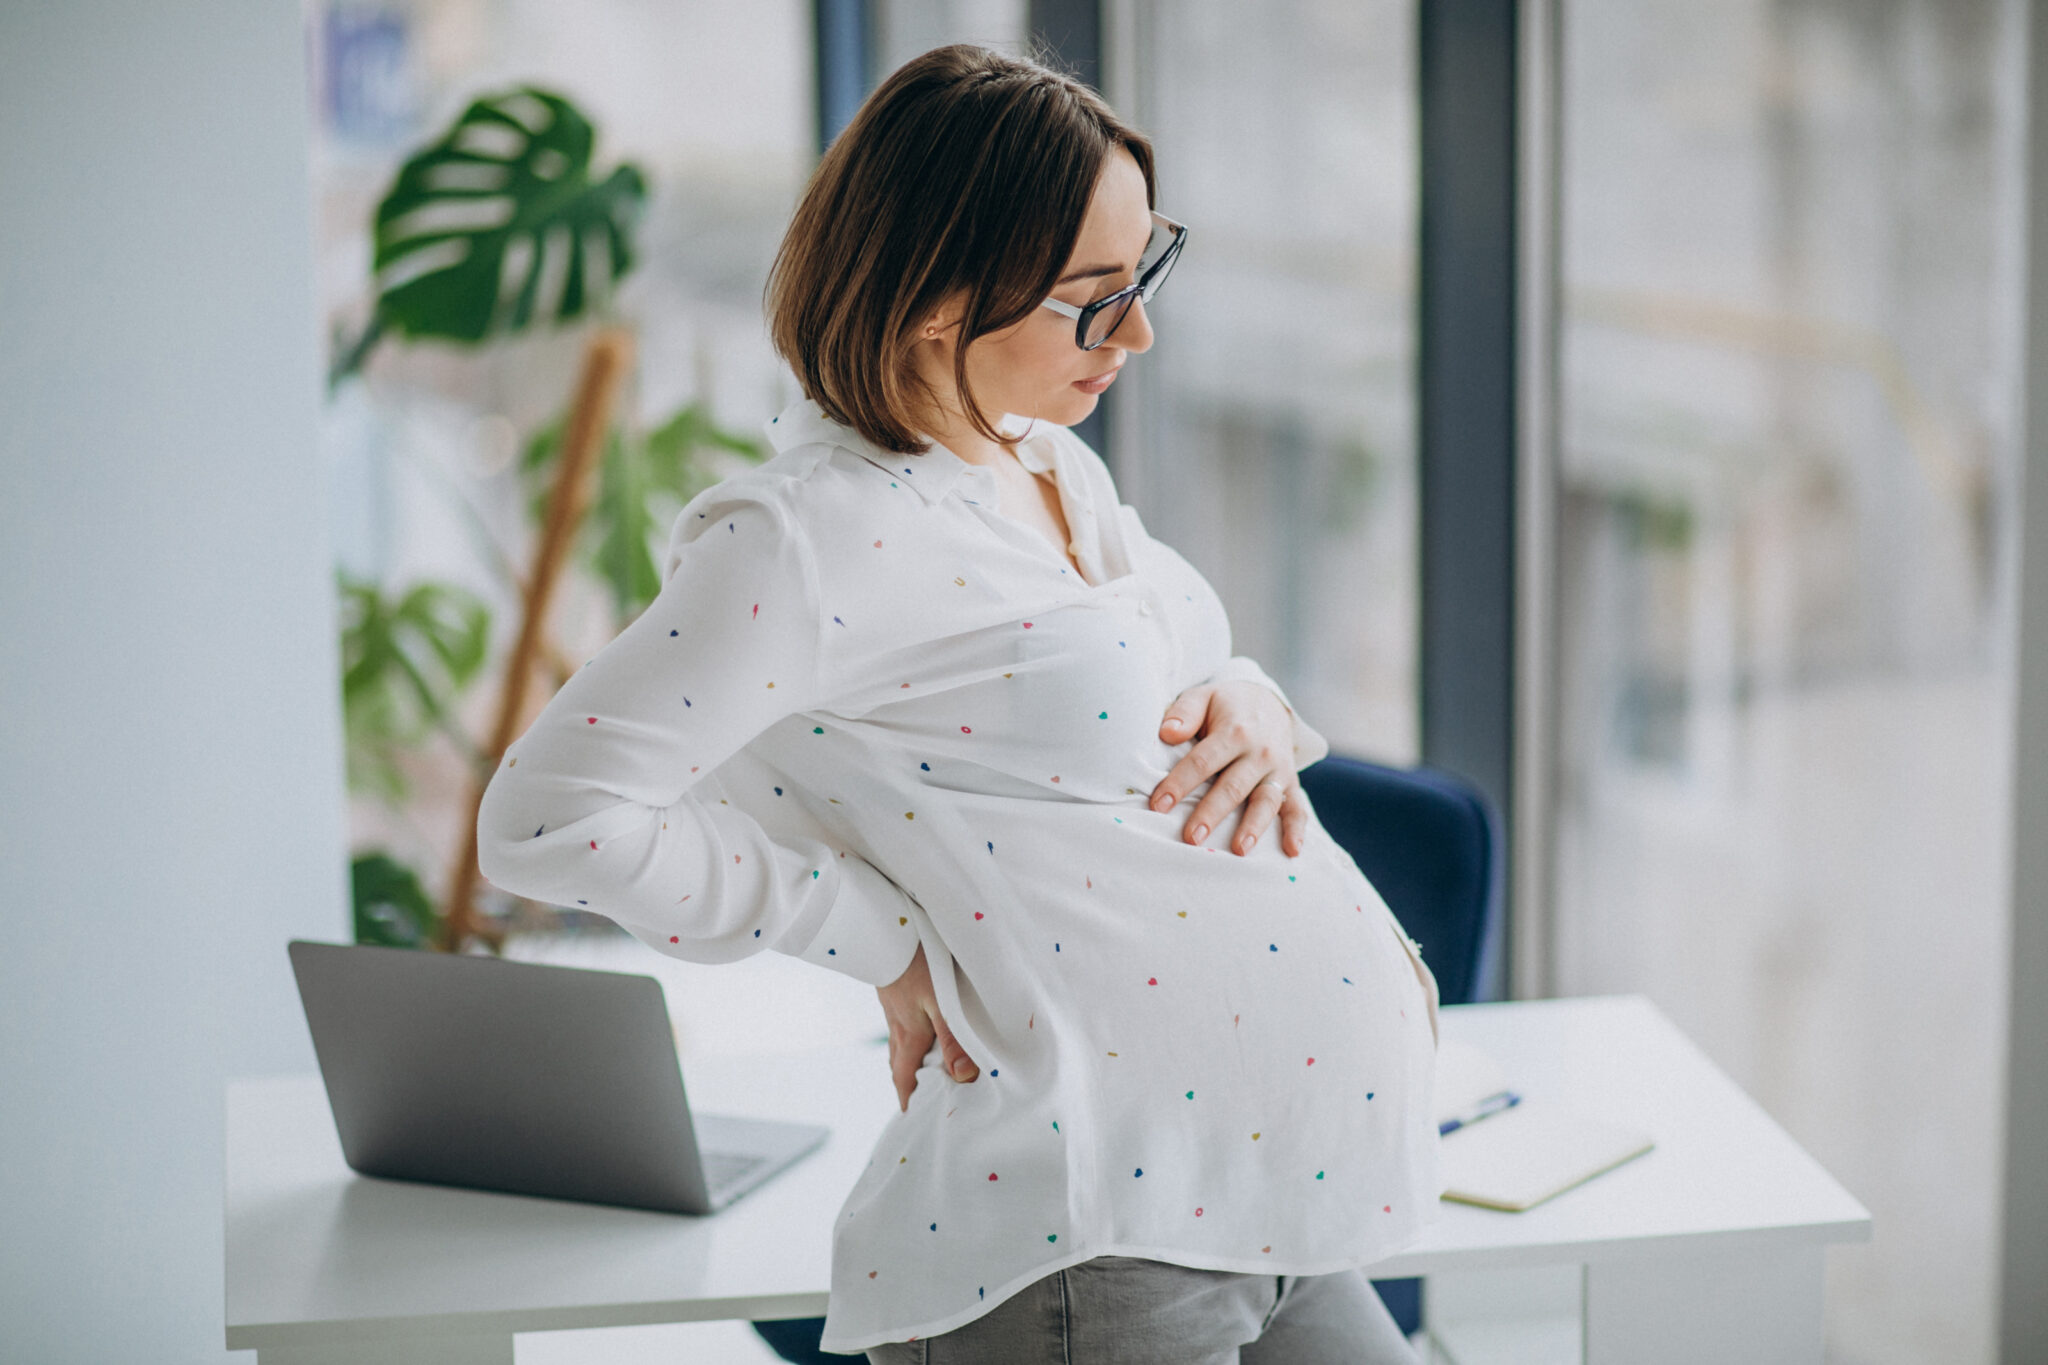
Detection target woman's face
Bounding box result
[922,145,1157,433]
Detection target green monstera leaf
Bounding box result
[331,87,646,385]
[338,572,492,803]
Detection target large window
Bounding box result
[1553,2,2023,1358]
[1121,0,1420,762]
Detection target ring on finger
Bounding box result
[1256,779,1288,797]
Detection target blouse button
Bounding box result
[1138,599,1153,616]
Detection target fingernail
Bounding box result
[953,1059,974,1080]
[1243,833,1257,852]
[1153,793,1171,812]
[1191,824,1208,843]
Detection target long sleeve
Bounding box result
[475,491,920,988]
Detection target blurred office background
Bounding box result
[1555,6,2022,1362]
[4,0,2043,1361]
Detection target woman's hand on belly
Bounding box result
[876,941,980,1111]
[1152,680,1309,856]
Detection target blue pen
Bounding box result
[1438,1089,1522,1137]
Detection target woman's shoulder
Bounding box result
[660,426,903,575]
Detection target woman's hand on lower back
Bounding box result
[876,940,979,1111]
[1152,680,1308,856]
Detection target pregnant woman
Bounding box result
[477,43,1439,1364]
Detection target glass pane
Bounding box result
[1122,0,1419,763]
[871,0,1028,76]
[1555,2,2022,1359]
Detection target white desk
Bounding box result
[224,995,1869,1364]
[1374,996,1871,1364]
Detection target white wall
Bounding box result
[0,4,349,1361]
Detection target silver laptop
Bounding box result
[287,939,829,1214]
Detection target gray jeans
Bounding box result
[863,1255,1421,1364]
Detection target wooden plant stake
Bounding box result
[439,327,634,950]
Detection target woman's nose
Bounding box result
[1116,295,1156,355]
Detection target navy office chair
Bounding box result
[751,754,1503,1361]
[1298,754,1503,1010]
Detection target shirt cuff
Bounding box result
[1204,656,1331,768]
[773,851,923,988]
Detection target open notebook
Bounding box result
[1432,1039,1656,1212]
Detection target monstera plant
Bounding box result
[332,86,764,952]
[330,87,646,386]
[338,572,491,805]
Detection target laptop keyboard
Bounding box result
[701,1149,768,1192]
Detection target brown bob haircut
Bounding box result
[766,43,1156,456]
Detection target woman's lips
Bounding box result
[1073,367,1120,394]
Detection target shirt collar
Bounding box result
[766,398,1056,507]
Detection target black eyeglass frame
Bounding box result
[1038,211,1187,352]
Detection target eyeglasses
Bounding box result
[1039,211,1187,351]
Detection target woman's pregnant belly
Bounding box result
[870,786,1438,1261]
[943,781,1434,1024]
[915,788,1433,1150]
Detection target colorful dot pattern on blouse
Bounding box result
[475,398,1444,1355]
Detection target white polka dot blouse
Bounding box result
[476,397,1443,1354]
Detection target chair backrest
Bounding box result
[1297,755,1503,1006]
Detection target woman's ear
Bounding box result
[922,291,967,343]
